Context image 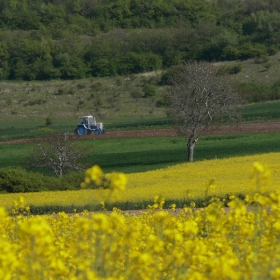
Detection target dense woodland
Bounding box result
[0,0,280,80]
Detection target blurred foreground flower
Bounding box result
[251,162,271,193]
[81,165,127,193]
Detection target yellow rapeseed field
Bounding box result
[1,156,280,278]
[0,152,280,209]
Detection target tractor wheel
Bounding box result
[77,126,86,136]
[94,129,100,135]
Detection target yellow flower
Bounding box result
[251,162,271,191]
[106,172,127,192]
[87,165,104,185]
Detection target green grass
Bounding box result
[239,100,280,122]
[90,133,280,173]
[218,53,280,85]
[1,99,280,142]
[2,132,280,174]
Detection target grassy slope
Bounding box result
[1,53,280,141]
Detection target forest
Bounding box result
[0,0,280,80]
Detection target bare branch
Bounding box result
[166,60,243,162]
[27,134,88,177]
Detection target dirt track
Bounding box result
[1,121,280,145]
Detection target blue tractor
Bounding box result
[75,115,105,136]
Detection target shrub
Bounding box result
[238,82,270,103]
[270,79,280,100]
[155,98,166,107]
[55,87,67,95]
[130,90,143,100]
[159,65,183,85]
[0,167,50,193]
[57,171,85,191]
[218,64,242,75]
[45,117,53,126]
[90,82,102,90]
[238,43,267,60]
[0,167,86,193]
[254,54,270,64]
[27,99,46,106]
[143,85,157,98]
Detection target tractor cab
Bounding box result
[78,116,96,128]
[75,115,105,136]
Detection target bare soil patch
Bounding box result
[1,121,280,145]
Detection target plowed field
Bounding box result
[1,121,280,145]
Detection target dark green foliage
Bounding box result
[0,167,52,193]
[45,117,53,126]
[0,0,280,81]
[0,167,85,193]
[142,84,157,98]
[155,98,166,107]
[159,65,183,85]
[238,81,280,103]
[58,171,85,190]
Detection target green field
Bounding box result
[1,132,280,174]
[240,100,280,122]
[1,56,280,176]
[1,99,280,142]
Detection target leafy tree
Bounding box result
[165,61,242,162]
[243,11,280,46]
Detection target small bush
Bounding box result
[27,99,46,106]
[159,65,183,85]
[45,117,53,126]
[270,79,280,100]
[55,87,67,95]
[68,88,75,95]
[238,80,280,102]
[143,85,157,98]
[90,82,102,90]
[115,77,122,86]
[155,98,166,107]
[130,90,143,100]
[57,171,85,191]
[218,64,242,75]
[254,54,270,64]
[77,84,86,89]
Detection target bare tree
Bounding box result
[28,134,87,177]
[165,61,243,162]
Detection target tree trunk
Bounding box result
[187,139,197,162]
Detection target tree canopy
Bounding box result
[0,0,280,80]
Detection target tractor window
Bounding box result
[88,117,94,124]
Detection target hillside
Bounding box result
[1,0,280,142]
[1,0,280,80]
[1,53,280,122]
